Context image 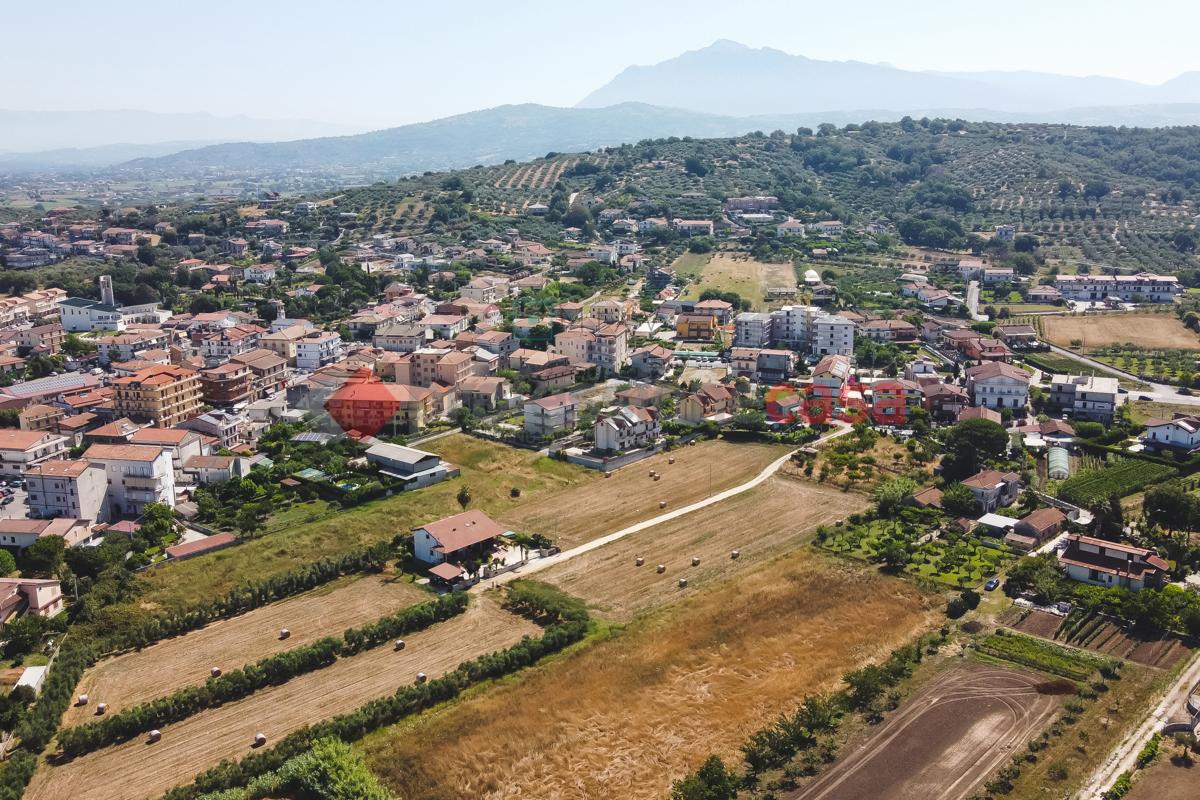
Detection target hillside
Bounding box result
[316,120,1200,275]
[577,40,1200,118]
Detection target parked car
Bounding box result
[1,496,15,506]
[1138,395,1154,401]
[985,578,1000,591]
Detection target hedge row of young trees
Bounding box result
[57,594,468,758]
[163,585,589,800]
[672,631,945,799]
[103,543,391,655]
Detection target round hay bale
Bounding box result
[394,639,406,651]
[834,519,844,528]
[668,456,675,464]
[635,556,644,567]
[604,471,612,478]
[691,557,700,567]
[689,440,697,446]
[653,474,661,481]
[659,500,666,509]
[678,578,688,588]
[731,550,740,559]
[76,694,89,706]
[253,733,267,747]
[656,564,666,574]
[649,470,656,477]
[416,672,428,684]
[211,667,222,678]
[96,703,107,715]
[279,628,290,640]
[147,730,162,743]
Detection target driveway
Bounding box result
[0,487,27,520]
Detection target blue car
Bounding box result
[985,578,1000,591]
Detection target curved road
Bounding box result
[475,423,853,590]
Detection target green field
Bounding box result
[977,630,1110,681]
[1057,458,1176,506]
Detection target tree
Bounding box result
[456,485,472,510]
[23,535,65,577]
[0,549,16,576]
[874,478,916,516]
[1144,482,1198,533]
[671,756,739,800]
[1004,554,1066,602]
[941,418,1009,481]
[61,333,96,357]
[2,614,50,659]
[683,157,708,177]
[942,483,978,517]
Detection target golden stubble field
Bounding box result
[1041,312,1200,349]
[360,549,938,800]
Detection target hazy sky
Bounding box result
[6,0,1200,130]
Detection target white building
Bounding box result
[1047,374,1121,423]
[734,312,774,348]
[1054,273,1182,303]
[593,406,661,454]
[58,297,125,332]
[295,330,343,371]
[25,459,110,522]
[84,443,176,516]
[0,430,68,477]
[1140,415,1200,453]
[245,264,278,284]
[813,313,855,357]
[1059,534,1167,591]
[965,362,1031,411]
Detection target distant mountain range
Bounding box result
[577,39,1200,117]
[0,109,358,154]
[11,41,1200,180]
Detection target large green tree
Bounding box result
[941,418,1009,481]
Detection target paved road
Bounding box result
[966,280,985,321]
[475,423,854,591]
[1077,649,1200,798]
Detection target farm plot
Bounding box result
[680,254,797,309]
[499,440,789,550]
[1011,609,1192,669]
[60,573,428,729]
[791,664,1063,800]
[27,594,537,800]
[359,549,937,800]
[1056,458,1176,506]
[1041,313,1200,350]
[538,474,869,621]
[1125,758,1200,800]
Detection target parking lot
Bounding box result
[0,484,28,519]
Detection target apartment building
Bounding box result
[0,429,68,476]
[96,330,171,363]
[260,324,309,365]
[25,459,110,522]
[112,365,203,428]
[84,443,176,515]
[593,406,661,453]
[524,392,577,440]
[12,323,65,355]
[198,324,264,365]
[128,427,204,473]
[813,313,855,356]
[965,362,1031,411]
[230,349,288,400]
[295,330,343,371]
[1047,374,1121,423]
[373,323,427,353]
[198,362,254,406]
[552,323,629,376]
[179,410,246,450]
[734,312,774,348]
[1054,272,1182,303]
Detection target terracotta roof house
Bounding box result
[411,510,510,566]
[960,469,1022,513]
[1059,534,1169,591]
[909,486,943,509]
[1013,507,1067,545]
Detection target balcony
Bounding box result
[123,475,162,490]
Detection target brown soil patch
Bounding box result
[27,595,536,800]
[790,664,1062,800]
[1010,609,1064,639]
[1126,756,1200,800]
[61,574,428,728]
[1042,313,1200,349]
[540,474,869,621]
[500,440,789,550]
[359,550,937,800]
[1011,610,1191,669]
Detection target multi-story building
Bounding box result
[112,365,203,428]
[25,459,110,522]
[198,362,254,406]
[813,313,855,356]
[295,330,343,371]
[260,324,310,365]
[383,347,474,389]
[552,323,628,376]
[524,393,577,440]
[1054,272,1182,303]
[128,427,204,473]
[1059,534,1168,591]
[593,406,661,453]
[1047,374,1121,423]
[324,371,435,436]
[83,443,176,515]
[12,323,65,355]
[18,404,63,433]
[198,324,264,365]
[96,330,171,364]
[373,323,428,353]
[965,361,1031,412]
[230,349,288,399]
[179,410,246,450]
[734,312,773,348]
[57,297,125,332]
[0,429,68,476]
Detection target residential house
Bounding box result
[1047,374,1121,424]
[456,376,510,413]
[965,362,1031,412]
[678,383,737,425]
[364,443,455,490]
[178,410,246,450]
[994,324,1039,349]
[1140,414,1200,453]
[524,393,577,440]
[1011,507,1067,548]
[18,404,63,433]
[960,469,1022,513]
[1059,534,1168,591]
[870,379,923,425]
[0,518,95,552]
[676,314,717,342]
[129,427,204,473]
[198,324,265,365]
[629,345,673,380]
[922,382,969,422]
[84,443,176,515]
[859,319,918,343]
[813,313,855,356]
[229,349,288,400]
[0,578,64,622]
[12,323,64,355]
[0,429,67,476]
[593,406,661,453]
[411,509,510,566]
[295,330,343,371]
[673,219,714,236]
[25,459,110,522]
[373,323,428,354]
[1054,273,1181,303]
